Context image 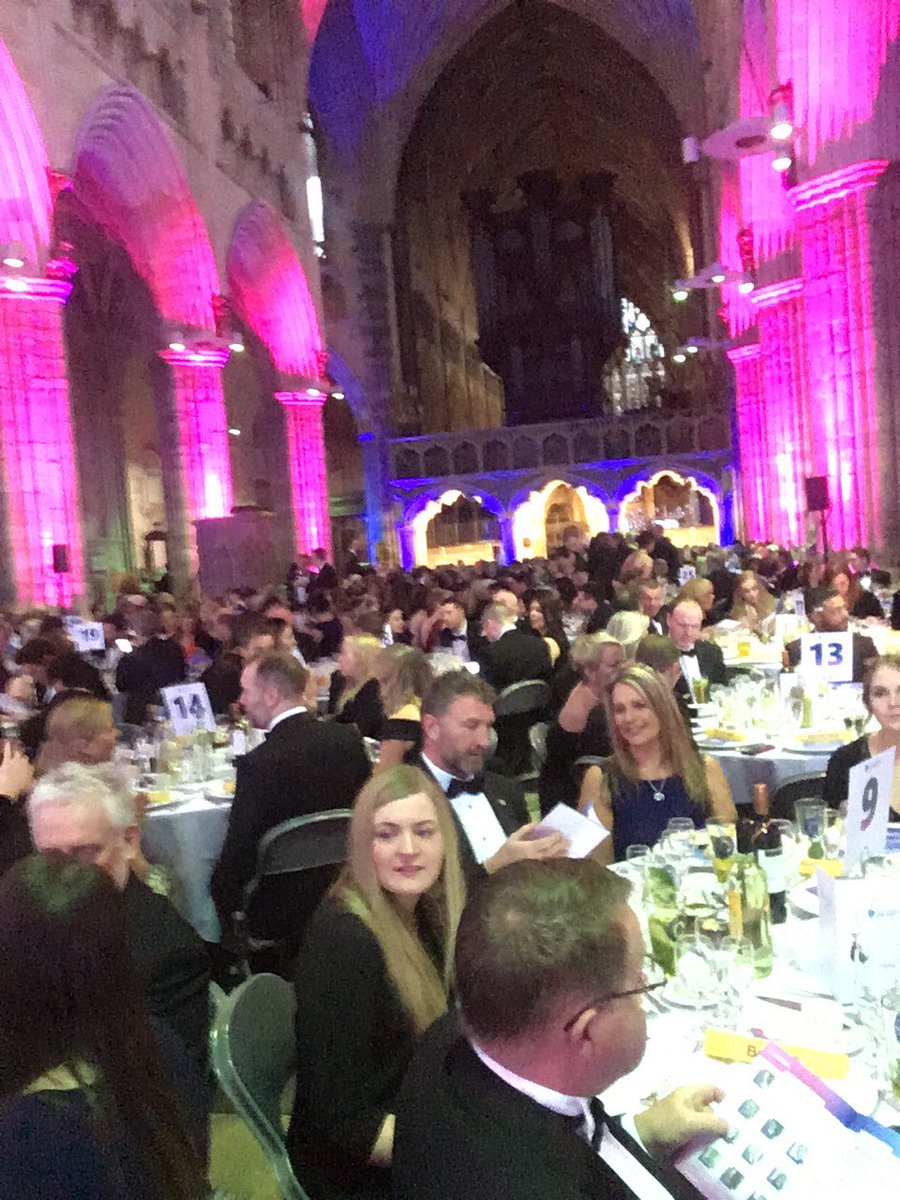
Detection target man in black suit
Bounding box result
[419,671,566,881]
[785,586,877,682]
[210,652,370,960]
[635,578,667,635]
[476,602,551,691]
[393,859,726,1200]
[667,600,729,700]
[115,607,187,725]
[436,596,481,662]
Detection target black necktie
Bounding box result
[561,1098,605,1151]
[446,773,486,799]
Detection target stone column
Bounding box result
[275,389,332,558]
[497,512,517,565]
[791,160,888,549]
[360,430,388,556]
[752,280,811,547]
[158,346,233,578]
[0,276,84,604]
[726,344,765,541]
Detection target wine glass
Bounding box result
[721,936,756,1026]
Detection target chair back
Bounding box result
[210,973,308,1200]
[771,772,827,821]
[494,679,552,718]
[529,721,550,771]
[257,809,353,879]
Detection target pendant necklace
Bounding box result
[646,778,667,803]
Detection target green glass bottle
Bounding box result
[726,820,773,978]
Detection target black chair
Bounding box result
[493,680,552,776]
[771,773,827,821]
[233,809,352,975]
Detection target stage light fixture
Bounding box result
[228,331,245,353]
[331,390,346,400]
[772,152,793,173]
[672,352,687,364]
[228,427,241,436]
[1,242,25,269]
[672,287,689,303]
[738,278,756,295]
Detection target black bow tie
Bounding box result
[560,1097,606,1151]
[446,773,486,799]
[680,647,698,657]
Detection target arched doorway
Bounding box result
[512,479,609,560]
[544,483,587,551]
[411,491,500,567]
[619,470,720,546]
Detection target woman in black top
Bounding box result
[329,634,385,739]
[824,654,900,817]
[0,853,206,1200]
[826,566,884,622]
[525,588,569,666]
[288,765,465,1200]
[374,645,433,770]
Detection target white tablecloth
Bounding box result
[708,747,831,807]
[143,791,231,942]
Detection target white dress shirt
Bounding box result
[421,752,507,864]
[678,647,702,688]
[267,705,307,733]
[445,621,471,662]
[471,1044,675,1200]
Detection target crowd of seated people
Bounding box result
[0,531,896,1192]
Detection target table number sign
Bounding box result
[799,632,853,683]
[844,746,894,871]
[678,565,696,585]
[65,619,105,653]
[161,682,216,735]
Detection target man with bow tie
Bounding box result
[419,671,567,880]
[393,859,726,1199]
[667,600,729,701]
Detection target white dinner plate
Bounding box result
[779,740,846,755]
[789,881,819,917]
[661,979,717,1010]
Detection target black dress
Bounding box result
[538,705,612,816]
[380,716,423,765]
[822,736,899,816]
[288,898,442,1200]
[330,677,385,741]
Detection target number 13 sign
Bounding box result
[161,683,216,735]
[800,632,854,683]
[844,746,894,871]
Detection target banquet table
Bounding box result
[142,788,231,942]
[706,745,832,806]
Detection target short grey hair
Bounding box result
[569,632,620,673]
[28,762,137,831]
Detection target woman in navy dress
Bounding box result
[579,663,736,861]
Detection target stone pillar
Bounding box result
[396,523,416,571]
[360,430,388,556]
[0,277,84,604]
[791,160,888,549]
[753,280,811,547]
[726,344,765,541]
[275,390,332,558]
[158,346,233,578]
[498,512,517,565]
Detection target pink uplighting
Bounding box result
[73,86,219,329]
[229,202,331,556]
[159,349,234,523]
[0,278,85,604]
[276,392,331,556]
[0,39,51,266]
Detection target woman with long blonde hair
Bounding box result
[328,633,384,739]
[288,764,465,1200]
[729,569,776,633]
[578,663,734,861]
[375,644,433,770]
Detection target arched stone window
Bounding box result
[603,299,666,415]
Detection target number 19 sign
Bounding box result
[161,682,216,735]
[844,746,894,871]
[800,632,853,683]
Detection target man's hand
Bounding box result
[484,823,568,874]
[0,742,34,802]
[633,1085,728,1160]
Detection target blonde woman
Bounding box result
[35,695,118,775]
[578,663,735,861]
[288,764,464,1199]
[375,645,433,771]
[329,634,384,739]
[729,570,776,633]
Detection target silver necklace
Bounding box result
[645,778,667,803]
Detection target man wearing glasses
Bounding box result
[393,859,726,1199]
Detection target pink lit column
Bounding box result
[275,391,332,557]
[727,344,767,541]
[0,278,84,604]
[792,161,888,549]
[753,280,811,547]
[158,347,234,571]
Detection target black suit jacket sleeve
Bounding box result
[210,749,278,923]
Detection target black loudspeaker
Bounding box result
[804,476,830,512]
[52,544,70,574]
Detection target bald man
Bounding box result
[667,600,729,699]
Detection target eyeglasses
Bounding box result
[562,960,665,1032]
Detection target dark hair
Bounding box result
[230,611,270,650]
[0,854,206,1199]
[455,859,630,1041]
[421,669,496,719]
[47,652,110,699]
[16,637,66,667]
[634,634,681,673]
[807,585,839,612]
[251,651,308,699]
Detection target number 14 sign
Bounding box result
[161,683,216,735]
[800,632,854,683]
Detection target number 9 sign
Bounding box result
[844,748,893,869]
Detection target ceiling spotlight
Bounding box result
[672,352,687,364]
[168,340,186,352]
[738,278,756,295]
[228,427,241,437]
[772,152,793,173]
[331,390,345,400]
[686,344,700,355]
[672,287,689,303]
[1,242,25,269]
[307,387,323,398]
[709,263,727,284]
[228,331,245,353]
[770,118,793,142]
[769,82,794,142]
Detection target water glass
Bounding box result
[794,800,826,847]
[721,936,755,1026]
[674,934,716,1004]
